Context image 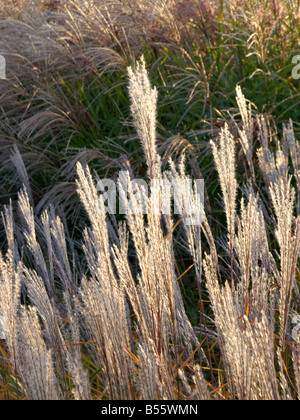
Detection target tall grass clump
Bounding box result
[1,0,300,235]
[0,56,299,400]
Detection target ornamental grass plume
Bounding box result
[204,254,280,400]
[269,174,300,344]
[16,305,60,401]
[256,117,300,343]
[235,86,255,180]
[210,124,237,289]
[127,57,160,180]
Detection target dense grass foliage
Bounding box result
[0,0,300,400]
